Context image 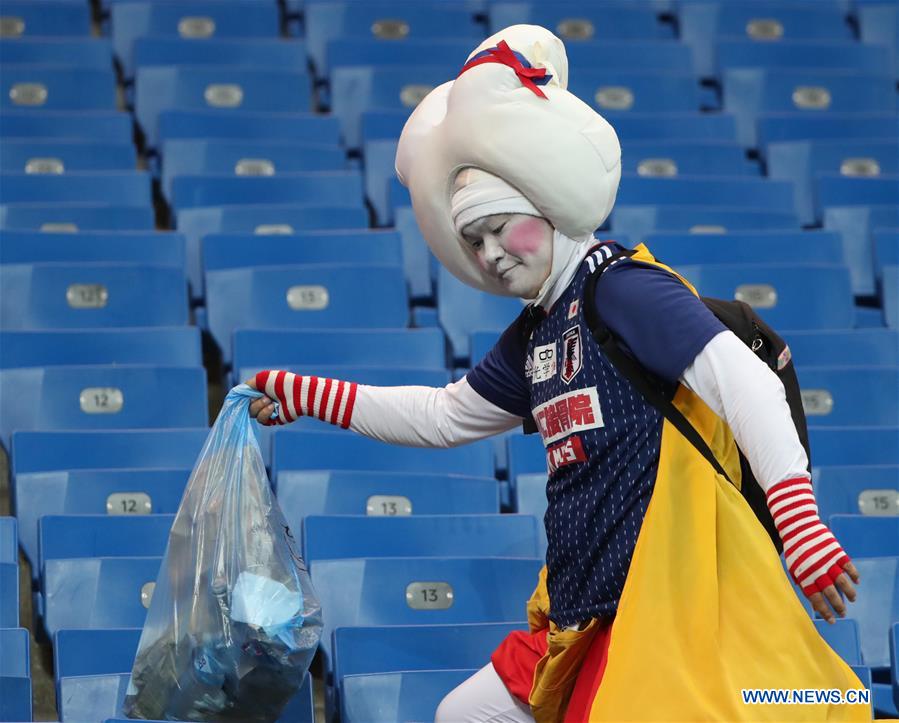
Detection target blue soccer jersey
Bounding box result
[468,242,725,625]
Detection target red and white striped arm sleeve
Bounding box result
[766,476,852,596]
[254,370,357,429]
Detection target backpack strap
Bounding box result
[582,250,736,487]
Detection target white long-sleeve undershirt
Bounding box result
[348,330,809,491]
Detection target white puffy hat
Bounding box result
[395,24,622,295]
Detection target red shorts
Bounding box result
[491,623,613,722]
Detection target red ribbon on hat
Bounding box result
[457,39,549,99]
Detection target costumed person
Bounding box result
[247,25,868,722]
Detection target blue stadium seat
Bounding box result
[716,40,890,78]
[342,670,474,723]
[1,67,116,111]
[874,230,899,288]
[332,66,449,150]
[15,468,190,573]
[816,175,899,224]
[394,206,437,300]
[0,562,17,626]
[813,618,863,666]
[0,110,134,142]
[795,367,898,426]
[438,266,524,362]
[0,263,188,330]
[201,229,402,300]
[0,327,201,369]
[610,206,800,242]
[0,204,154,231]
[364,138,400,225]
[723,70,896,148]
[177,204,368,297]
[892,624,899,712]
[829,515,899,558]
[54,628,142,680]
[0,140,137,174]
[43,556,161,635]
[324,38,473,80]
[515,472,548,553]
[0,676,31,722]
[277,470,498,519]
[205,264,407,362]
[303,514,539,562]
[332,622,525,687]
[616,176,796,214]
[359,109,408,145]
[470,329,501,366]
[674,263,854,330]
[814,465,899,521]
[135,67,312,148]
[171,170,362,211]
[158,110,341,146]
[757,113,899,149]
[0,517,15,563]
[310,556,543,663]
[0,0,92,36]
[859,5,898,77]
[306,2,480,78]
[768,140,899,239]
[111,0,280,78]
[488,2,669,39]
[885,266,899,329]
[825,204,899,292]
[645,230,843,267]
[272,430,495,480]
[39,514,174,572]
[507,435,545,492]
[565,41,693,76]
[0,628,29,677]
[0,172,151,205]
[133,36,307,75]
[847,556,899,670]
[681,1,853,77]
[233,328,446,383]
[0,37,112,68]
[568,72,704,115]
[0,366,207,449]
[808,428,899,467]
[619,141,759,177]
[784,329,899,367]
[10,428,208,476]
[58,671,314,723]
[0,230,185,269]
[161,140,346,199]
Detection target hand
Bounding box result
[767,477,860,624]
[245,377,280,426]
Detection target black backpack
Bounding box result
[577,249,811,554]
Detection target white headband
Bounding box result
[451,168,542,233]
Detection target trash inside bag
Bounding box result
[123,384,322,721]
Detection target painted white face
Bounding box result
[460,213,553,298]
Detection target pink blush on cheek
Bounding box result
[504,218,549,256]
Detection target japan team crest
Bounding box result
[561,326,582,384]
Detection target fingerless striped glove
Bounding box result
[767,476,851,596]
[254,370,357,429]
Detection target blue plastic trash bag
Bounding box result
[123,385,322,721]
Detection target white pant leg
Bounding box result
[434,662,535,723]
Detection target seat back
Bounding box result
[0,172,151,205]
[43,556,161,635]
[0,562,17,626]
[814,465,899,521]
[0,263,188,329]
[795,367,899,426]
[829,515,899,558]
[272,430,494,480]
[0,140,136,173]
[0,628,29,677]
[16,467,189,572]
[341,669,477,723]
[808,428,899,467]
[0,0,91,36]
[159,109,340,145]
[0,230,184,268]
[0,110,133,141]
[303,514,539,562]
[784,330,899,367]
[1,67,116,111]
[0,203,154,231]
[846,556,899,669]
[54,628,142,680]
